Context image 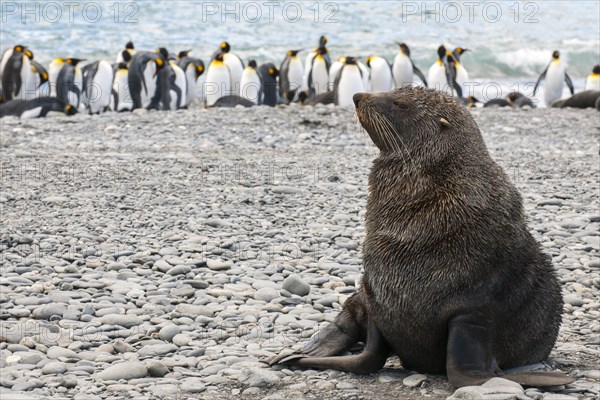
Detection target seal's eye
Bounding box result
[394,101,409,110]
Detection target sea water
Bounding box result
[1,0,599,105]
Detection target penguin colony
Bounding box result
[1,38,599,118]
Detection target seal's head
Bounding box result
[353,87,485,168]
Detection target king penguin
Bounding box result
[533,50,574,107]
[212,42,244,96]
[48,58,65,97]
[585,65,600,91]
[110,62,132,112]
[392,43,428,88]
[128,51,165,109]
[0,97,76,119]
[205,52,231,107]
[56,58,85,109]
[303,36,331,96]
[1,45,32,101]
[240,60,262,105]
[334,56,365,107]
[452,47,470,96]
[176,51,205,107]
[428,45,450,92]
[257,63,280,106]
[279,49,304,102]
[366,56,393,93]
[82,60,114,114]
[29,60,49,98]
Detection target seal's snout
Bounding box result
[353,92,369,108]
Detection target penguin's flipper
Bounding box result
[533,65,548,96]
[411,61,428,87]
[564,72,574,95]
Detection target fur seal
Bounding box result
[271,87,574,389]
[551,90,600,109]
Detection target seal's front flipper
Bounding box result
[281,318,390,374]
[446,313,499,388]
[270,293,367,365]
[446,313,575,388]
[503,371,575,387]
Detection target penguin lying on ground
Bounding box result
[483,92,536,108]
[0,97,76,118]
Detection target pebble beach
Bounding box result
[0,104,599,400]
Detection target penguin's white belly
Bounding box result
[337,66,364,107]
[224,54,243,95]
[89,61,113,113]
[311,60,329,95]
[185,65,197,106]
[393,55,413,88]
[288,59,304,94]
[20,106,43,119]
[141,63,157,108]
[358,62,369,92]
[205,65,231,106]
[37,81,50,97]
[585,76,600,91]
[240,70,261,104]
[328,61,343,91]
[113,70,133,111]
[172,64,187,109]
[456,64,469,96]
[428,63,447,91]
[370,59,392,93]
[544,63,565,106]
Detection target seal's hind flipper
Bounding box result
[503,371,575,387]
[446,313,574,388]
[270,292,368,365]
[273,319,390,374]
[269,322,357,365]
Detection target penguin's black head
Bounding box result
[345,57,358,65]
[66,58,85,66]
[195,61,205,77]
[287,49,302,57]
[14,45,26,53]
[178,50,191,58]
[399,43,410,56]
[220,42,231,53]
[593,64,600,75]
[319,36,327,46]
[552,50,560,59]
[122,50,132,63]
[446,54,455,64]
[157,48,169,60]
[455,47,469,55]
[125,41,134,50]
[285,89,296,103]
[64,104,77,116]
[214,53,225,62]
[317,47,329,56]
[154,57,165,70]
[248,60,257,69]
[437,45,447,60]
[298,91,308,104]
[267,65,279,77]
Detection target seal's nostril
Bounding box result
[353,93,366,108]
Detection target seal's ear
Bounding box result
[440,117,450,127]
